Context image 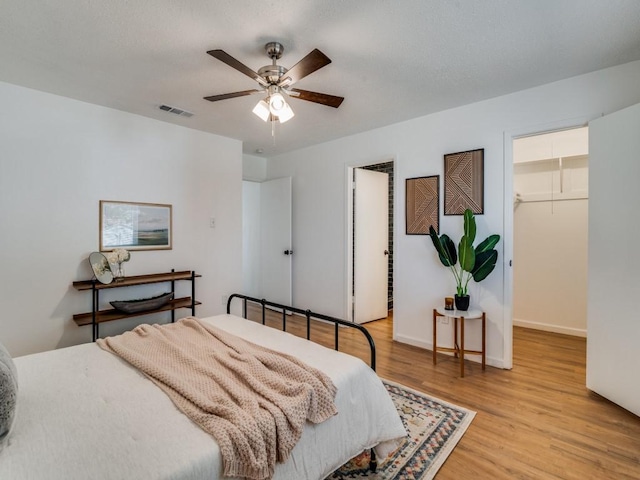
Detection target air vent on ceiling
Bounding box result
[159,104,194,118]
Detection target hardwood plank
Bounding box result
[243,305,640,479]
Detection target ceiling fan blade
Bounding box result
[289,88,344,108]
[278,49,331,87]
[207,50,268,87]
[203,89,262,102]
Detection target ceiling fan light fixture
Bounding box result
[252,99,270,122]
[277,102,295,123]
[269,92,287,114]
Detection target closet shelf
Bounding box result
[513,153,588,166]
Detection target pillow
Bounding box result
[0,341,18,453]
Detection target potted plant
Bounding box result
[428,209,500,310]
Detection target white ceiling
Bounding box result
[1,1,640,157]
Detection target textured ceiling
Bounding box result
[1,0,640,156]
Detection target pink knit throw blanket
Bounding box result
[97,317,337,480]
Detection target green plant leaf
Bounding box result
[472,250,498,282]
[440,234,457,266]
[458,235,475,272]
[463,209,476,244]
[428,226,446,260]
[429,226,456,267]
[476,234,500,253]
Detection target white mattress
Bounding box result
[0,314,405,480]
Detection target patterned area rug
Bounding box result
[329,380,475,480]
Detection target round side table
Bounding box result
[433,307,486,377]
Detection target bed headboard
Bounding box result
[226,294,377,371]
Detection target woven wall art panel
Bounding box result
[444,148,484,215]
[406,175,439,234]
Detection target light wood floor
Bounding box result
[245,306,640,479]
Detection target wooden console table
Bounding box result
[72,269,201,341]
[433,307,485,377]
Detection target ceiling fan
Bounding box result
[204,42,344,124]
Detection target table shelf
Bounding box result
[72,270,200,291]
[73,297,202,326]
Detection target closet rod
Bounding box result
[518,196,588,203]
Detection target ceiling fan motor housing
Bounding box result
[258,64,287,84]
[265,41,284,60]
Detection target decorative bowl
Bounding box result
[110,292,174,314]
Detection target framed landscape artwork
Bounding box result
[406,175,439,235]
[444,148,484,215]
[99,200,172,251]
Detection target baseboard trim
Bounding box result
[393,333,505,369]
[513,318,586,337]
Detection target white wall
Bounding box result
[513,200,588,336]
[242,181,262,297]
[266,60,640,368]
[243,154,267,182]
[587,101,640,417]
[241,155,267,299]
[0,81,243,357]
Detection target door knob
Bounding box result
[284,249,293,255]
[384,250,389,256]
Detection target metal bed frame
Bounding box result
[226,293,377,371]
[226,293,380,471]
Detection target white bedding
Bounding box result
[0,314,405,480]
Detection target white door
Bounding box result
[260,177,293,306]
[587,102,640,416]
[354,169,389,323]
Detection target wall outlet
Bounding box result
[440,316,449,325]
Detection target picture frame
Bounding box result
[405,175,439,235]
[444,148,484,215]
[99,200,172,251]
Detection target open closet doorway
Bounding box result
[346,161,394,324]
[512,127,589,339]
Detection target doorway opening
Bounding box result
[512,127,589,340]
[346,160,394,324]
[241,177,293,307]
